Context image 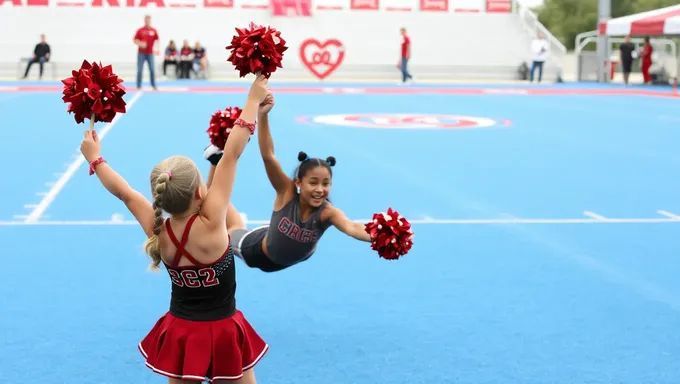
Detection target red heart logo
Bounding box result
[299,39,345,80]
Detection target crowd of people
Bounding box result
[133,15,208,90]
[21,15,208,87]
[20,15,657,87]
[160,39,209,80]
[525,32,656,85]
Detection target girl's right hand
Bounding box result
[259,90,275,115]
[248,74,269,103]
[80,130,101,162]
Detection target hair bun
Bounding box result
[297,151,308,162]
[325,156,336,167]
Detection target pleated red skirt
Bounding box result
[138,310,269,382]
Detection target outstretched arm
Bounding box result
[325,206,372,242]
[81,130,154,237]
[257,93,293,197]
[200,75,268,227]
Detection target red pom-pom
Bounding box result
[61,60,126,124]
[225,22,288,78]
[364,208,414,260]
[207,106,243,150]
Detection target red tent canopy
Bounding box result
[599,5,680,36]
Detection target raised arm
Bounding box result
[206,164,217,187]
[81,130,154,237]
[200,76,268,227]
[257,92,294,197]
[324,205,372,242]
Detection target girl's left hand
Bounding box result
[80,130,101,162]
[259,90,275,114]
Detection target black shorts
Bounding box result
[621,60,632,73]
[231,226,288,273]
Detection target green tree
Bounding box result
[535,0,597,50]
[633,0,678,13]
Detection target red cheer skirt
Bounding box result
[138,310,269,382]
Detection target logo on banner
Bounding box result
[299,39,345,80]
[299,114,509,129]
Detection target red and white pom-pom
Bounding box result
[207,106,242,150]
[61,60,126,124]
[364,208,414,260]
[225,22,288,78]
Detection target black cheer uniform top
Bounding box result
[163,214,236,321]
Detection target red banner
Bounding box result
[419,0,447,11]
[270,0,311,15]
[486,0,511,13]
[0,0,48,5]
[0,0,235,6]
[350,0,378,10]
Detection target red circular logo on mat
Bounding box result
[299,39,345,80]
[299,114,509,129]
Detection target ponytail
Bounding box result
[143,171,170,271]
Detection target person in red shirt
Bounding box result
[179,40,194,79]
[640,36,653,85]
[133,15,159,90]
[399,27,413,84]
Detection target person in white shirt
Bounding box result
[529,32,549,83]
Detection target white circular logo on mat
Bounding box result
[308,114,501,129]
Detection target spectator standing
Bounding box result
[399,27,413,84]
[640,37,653,85]
[618,35,635,85]
[529,32,549,83]
[133,15,159,90]
[22,34,51,80]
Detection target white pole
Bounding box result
[597,0,611,82]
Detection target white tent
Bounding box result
[593,5,680,85]
[599,4,680,36]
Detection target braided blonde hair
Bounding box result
[143,156,201,270]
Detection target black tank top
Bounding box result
[163,214,236,321]
[265,196,332,266]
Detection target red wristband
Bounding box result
[234,118,256,135]
[89,157,106,175]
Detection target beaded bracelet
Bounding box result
[89,157,107,175]
[234,118,256,135]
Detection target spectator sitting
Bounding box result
[193,41,208,79]
[179,40,193,79]
[22,34,51,80]
[163,40,179,79]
